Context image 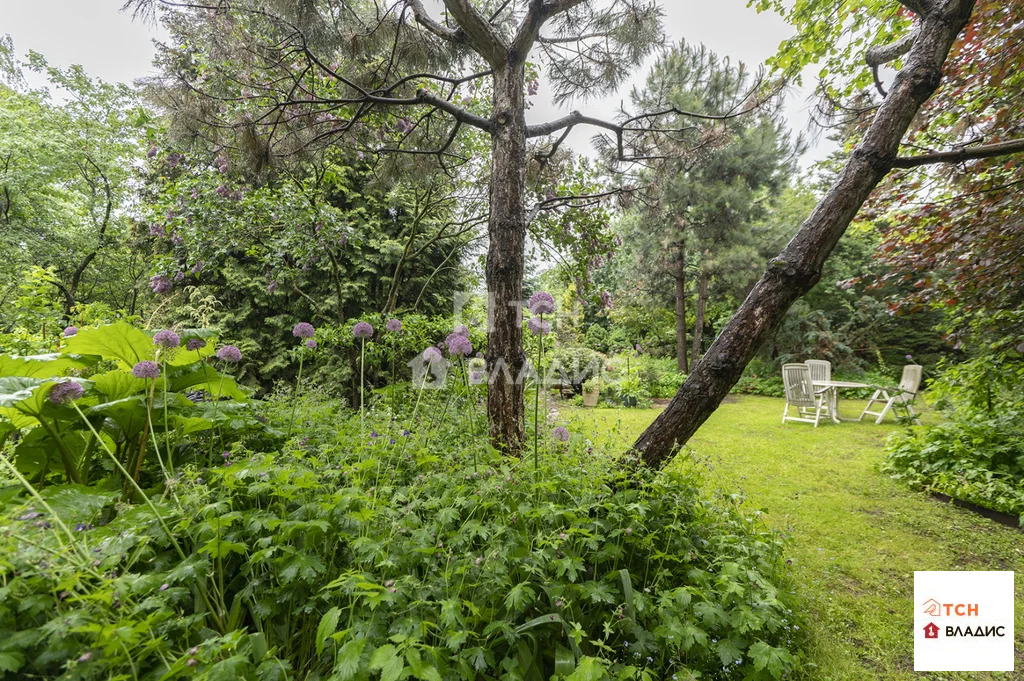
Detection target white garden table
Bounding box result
[812,380,871,423]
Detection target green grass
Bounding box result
[561,395,1024,680]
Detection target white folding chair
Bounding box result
[805,359,834,415]
[861,364,922,424]
[782,363,830,427]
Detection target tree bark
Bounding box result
[690,269,708,368]
[674,240,688,374]
[485,64,527,454]
[631,0,977,469]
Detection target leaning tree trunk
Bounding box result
[485,64,527,455]
[675,234,688,373]
[689,269,708,368]
[632,0,977,469]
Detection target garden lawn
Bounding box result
[563,395,1024,681]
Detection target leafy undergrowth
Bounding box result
[0,392,800,680]
[565,397,1024,681]
[882,408,1024,521]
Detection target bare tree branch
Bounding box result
[892,138,1024,168]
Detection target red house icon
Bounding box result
[924,622,940,639]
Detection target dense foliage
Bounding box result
[1,373,801,680]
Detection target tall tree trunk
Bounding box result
[689,269,708,368]
[485,64,527,455]
[674,233,688,373]
[631,0,977,469]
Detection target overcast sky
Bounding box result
[2,0,834,168]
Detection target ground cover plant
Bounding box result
[0,329,801,680]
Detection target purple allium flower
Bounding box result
[153,329,181,348]
[352,321,373,339]
[527,317,550,336]
[469,370,485,385]
[453,324,469,337]
[445,333,472,357]
[905,354,913,360]
[48,381,84,405]
[423,346,443,363]
[78,651,93,663]
[386,318,402,333]
[63,326,78,337]
[150,274,173,294]
[186,338,206,352]
[528,291,555,315]
[216,345,242,363]
[293,322,316,338]
[132,361,160,379]
[305,339,317,349]
[552,426,570,442]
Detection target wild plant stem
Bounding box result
[534,314,543,475]
[161,358,174,475]
[359,338,366,435]
[289,353,304,439]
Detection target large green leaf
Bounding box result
[0,353,95,378]
[87,396,150,440]
[166,363,247,401]
[91,369,149,401]
[14,426,91,479]
[61,321,154,367]
[0,376,47,416]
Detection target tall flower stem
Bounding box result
[160,358,174,475]
[208,371,226,467]
[288,352,304,439]
[359,337,366,434]
[70,402,227,633]
[459,356,478,473]
[533,314,543,475]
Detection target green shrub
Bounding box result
[882,408,1024,520]
[0,393,800,680]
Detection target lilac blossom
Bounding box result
[150,275,172,294]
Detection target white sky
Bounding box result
[1,0,834,168]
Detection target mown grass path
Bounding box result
[564,395,1023,680]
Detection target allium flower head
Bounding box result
[551,426,570,442]
[63,326,78,337]
[186,338,206,352]
[153,330,181,348]
[905,354,913,360]
[445,333,472,357]
[216,345,242,363]
[352,321,373,339]
[453,324,469,337]
[293,322,315,338]
[305,339,317,349]
[469,370,485,385]
[48,381,84,405]
[527,317,550,336]
[386,318,402,333]
[423,346,443,363]
[132,361,160,379]
[528,291,555,315]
